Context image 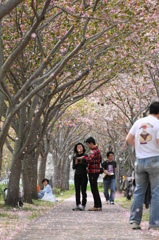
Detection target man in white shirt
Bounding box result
[126,101,159,230]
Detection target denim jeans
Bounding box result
[103,178,115,202]
[129,156,159,228]
[38,192,44,199]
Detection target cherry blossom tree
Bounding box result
[46,103,92,190]
[79,74,157,190]
[0,0,24,20]
[0,0,159,205]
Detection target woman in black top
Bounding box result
[72,142,88,211]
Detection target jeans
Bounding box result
[103,178,115,202]
[129,156,159,228]
[38,192,44,199]
[74,174,88,206]
[89,173,102,208]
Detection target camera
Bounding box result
[77,159,81,163]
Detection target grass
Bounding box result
[56,184,75,200]
[0,186,75,239]
[115,195,132,209]
[0,212,19,219]
[28,212,40,220]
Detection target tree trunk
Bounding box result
[52,154,70,190]
[61,157,70,190]
[7,141,23,207]
[37,137,50,189]
[7,104,26,206]
[0,146,2,179]
[115,161,121,192]
[22,153,33,203]
[0,20,4,179]
[38,155,47,189]
[31,150,39,199]
[53,159,61,189]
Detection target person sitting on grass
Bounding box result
[38,178,56,202]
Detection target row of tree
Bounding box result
[0,0,159,206]
[40,67,159,191]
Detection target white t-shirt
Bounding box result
[129,115,159,158]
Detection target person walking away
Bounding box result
[102,151,116,204]
[77,137,102,211]
[126,101,159,230]
[72,142,88,211]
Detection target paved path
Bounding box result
[13,192,159,240]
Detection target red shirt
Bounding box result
[84,146,101,173]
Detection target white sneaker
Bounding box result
[72,206,80,211]
[110,201,114,204]
[106,200,109,204]
[78,204,85,211]
[81,205,85,210]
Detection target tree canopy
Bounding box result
[0,0,159,206]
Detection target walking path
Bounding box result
[13,192,159,240]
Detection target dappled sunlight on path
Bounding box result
[12,192,159,240]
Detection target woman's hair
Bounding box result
[74,142,86,154]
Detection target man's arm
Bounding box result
[157,139,159,145]
[126,133,135,146]
[80,150,95,163]
[102,162,111,176]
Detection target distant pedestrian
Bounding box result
[77,137,102,211]
[102,151,116,204]
[72,142,88,211]
[126,101,159,230]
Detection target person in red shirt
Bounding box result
[78,137,102,211]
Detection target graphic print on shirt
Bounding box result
[139,123,153,144]
[107,164,113,174]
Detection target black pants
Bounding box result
[74,174,88,206]
[89,173,102,208]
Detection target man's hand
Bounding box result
[104,170,111,176]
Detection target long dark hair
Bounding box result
[74,142,86,154]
